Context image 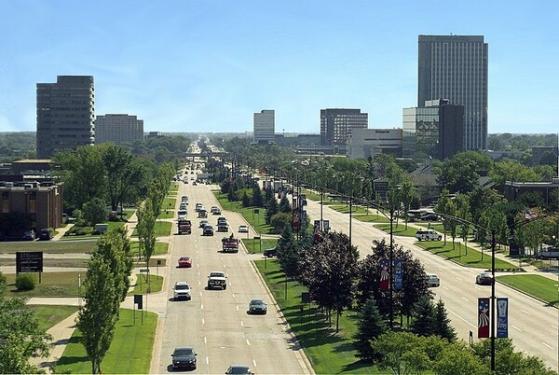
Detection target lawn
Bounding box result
[169,182,179,192]
[132,221,172,237]
[254,259,382,374]
[130,241,169,256]
[496,274,558,306]
[4,272,82,298]
[29,305,78,332]
[416,222,474,236]
[157,209,175,219]
[162,196,177,211]
[354,214,389,223]
[417,241,519,271]
[128,274,163,295]
[214,192,273,234]
[374,223,418,237]
[0,240,97,254]
[55,308,157,374]
[330,204,370,215]
[241,238,278,254]
[302,189,338,205]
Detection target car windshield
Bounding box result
[250,299,264,305]
[175,284,189,290]
[229,366,250,374]
[174,348,193,356]
[180,257,190,261]
[210,272,225,278]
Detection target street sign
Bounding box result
[16,251,43,273]
[478,298,490,338]
[134,294,143,309]
[497,298,508,338]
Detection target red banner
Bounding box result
[379,259,390,290]
[478,298,490,338]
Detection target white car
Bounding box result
[174,281,191,300]
[238,225,249,233]
[415,229,442,241]
[425,274,440,287]
[178,210,187,220]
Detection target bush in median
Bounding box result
[15,274,36,291]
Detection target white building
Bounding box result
[347,128,402,159]
[95,114,144,144]
[253,110,275,143]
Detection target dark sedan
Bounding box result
[171,347,197,370]
[248,299,267,315]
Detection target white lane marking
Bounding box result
[206,356,209,365]
[461,296,469,302]
[512,325,522,332]
[204,336,207,344]
[199,291,202,296]
[543,342,553,349]
[240,320,244,327]
[246,338,251,346]
[202,318,205,325]
[252,359,257,367]
[201,304,204,310]
[236,305,239,311]
[447,308,476,328]
[198,280,201,285]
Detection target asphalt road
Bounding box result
[305,199,559,371]
[155,169,311,374]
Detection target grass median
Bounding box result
[132,221,172,238]
[496,274,558,306]
[417,241,519,271]
[128,274,163,295]
[162,196,177,211]
[55,308,157,374]
[29,305,78,332]
[0,240,97,254]
[374,223,418,237]
[242,238,277,254]
[3,272,83,298]
[254,259,381,374]
[214,192,273,234]
[157,209,175,219]
[130,241,169,256]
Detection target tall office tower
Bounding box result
[253,110,275,143]
[95,114,144,144]
[36,76,95,158]
[418,35,488,150]
[320,108,368,145]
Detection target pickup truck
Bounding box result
[178,219,192,235]
[207,271,227,290]
[222,237,240,253]
[415,229,442,241]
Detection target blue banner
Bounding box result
[497,297,508,338]
[393,259,403,291]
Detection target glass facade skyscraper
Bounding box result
[418,35,488,150]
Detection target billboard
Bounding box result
[16,251,43,273]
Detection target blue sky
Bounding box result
[1,0,558,134]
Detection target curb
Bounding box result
[248,259,316,375]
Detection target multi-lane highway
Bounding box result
[153,166,311,374]
[304,198,558,371]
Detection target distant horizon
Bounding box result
[1,1,558,133]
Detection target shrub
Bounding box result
[15,274,35,291]
[270,212,292,234]
[83,198,107,225]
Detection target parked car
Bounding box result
[38,228,54,241]
[476,272,493,285]
[199,220,209,228]
[425,274,440,287]
[178,256,192,268]
[171,347,197,370]
[420,213,439,221]
[238,225,249,233]
[226,365,254,374]
[173,281,192,300]
[248,299,267,314]
[263,248,277,258]
[203,225,214,236]
[415,230,442,241]
[22,230,36,241]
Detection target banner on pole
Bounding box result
[497,297,508,338]
[379,259,390,290]
[478,298,490,338]
[393,259,403,291]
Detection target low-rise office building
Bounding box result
[347,128,402,159]
[95,114,144,144]
[320,108,368,145]
[0,181,64,231]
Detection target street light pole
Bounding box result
[349,194,353,250]
[491,230,496,372]
[389,207,394,329]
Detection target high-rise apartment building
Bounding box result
[253,110,275,143]
[403,99,464,160]
[95,114,144,144]
[418,35,488,150]
[36,75,95,158]
[320,108,368,145]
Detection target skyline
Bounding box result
[1,1,558,134]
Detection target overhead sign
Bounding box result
[497,298,508,338]
[393,259,403,291]
[16,251,43,273]
[478,298,490,338]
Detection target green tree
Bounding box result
[279,195,291,213]
[137,199,156,275]
[83,197,107,226]
[374,332,431,375]
[270,212,291,234]
[400,178,416,229]
[411,296,436,337]
[251,185,264,207]
[101,144,134,211]
[265,195,278,224]
[354,298,387,362]
[241,191,250,207]
[276,224,299,277]
[77,255,118,374]
[435,189,452,245]
[434,299,456,341]
[434,343,489,375]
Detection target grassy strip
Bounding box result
[128,274,163,295]
[55,308,157,374]
[130,241,169,256]
[417,241,519,271]
[354,214,389,223]
[132,221,172,238]
[330,204,370,215]
[29,305,78,332]
[214,192,273,234]
[496,275,558,306]
[302,189,338,205]
[162,196,177,211]
[0,240,97,254]
[242,238,278,254]
[374,223,418,237]
[416,222,475,236]
[4,272,82,298]
[254,259,381,374]
[157,209,175,219]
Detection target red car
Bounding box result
[178,256,192,268]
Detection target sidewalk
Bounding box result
[52,224,75,241]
